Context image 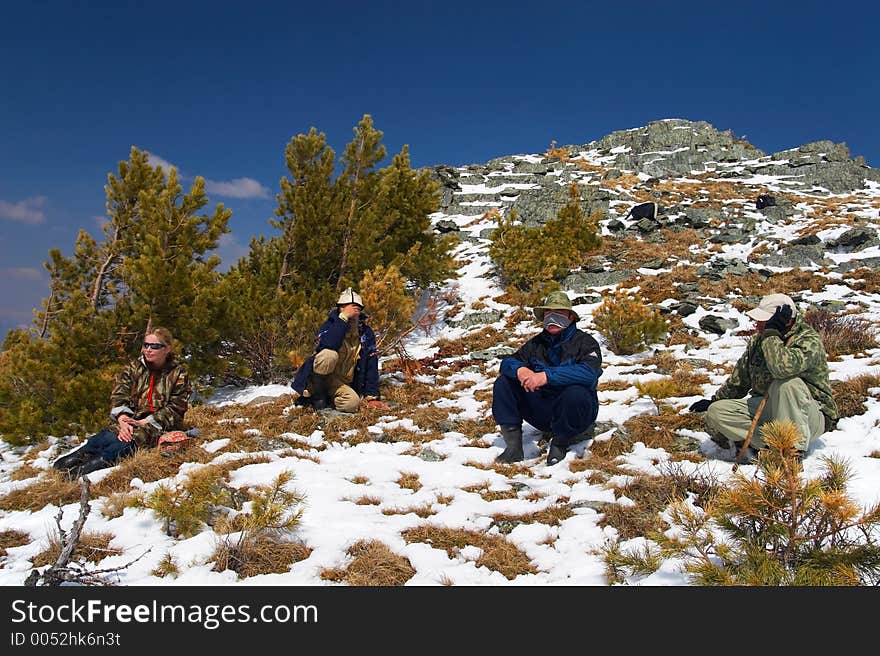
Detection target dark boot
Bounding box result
[67,456,112,480]
[732,441,758,464]
[309,373,332,411]
[53,445,92,473]
[496,425,524,463]
[547,441,567,466]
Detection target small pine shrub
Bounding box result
[634,378,680,414]
[143,466,227,538]
[604,420,880,585]
[211,471,308,577]
[593,292,668,355]
[488,183,601,291]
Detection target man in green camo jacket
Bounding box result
[689,293,838,461]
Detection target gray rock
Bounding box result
[563,269,631,291]
[699,315,739,335]
[435,219,460,233]
[470,346,517,361]
[418,448,445,462]
[757,245,829,268]
[835,256,880,273]
[446,310,504,329]
[828,227,879,252]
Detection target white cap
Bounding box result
[745,293,797,321]
[336,287,364,309]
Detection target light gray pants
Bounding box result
[705,378,824,451]
[312,349,361,413]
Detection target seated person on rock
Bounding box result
[689,293,838,462]
[53,327,192,479]
[290,287,388,413]
[492,291,603,466]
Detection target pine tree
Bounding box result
[0,147,230,444]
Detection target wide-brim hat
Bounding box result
[533,291,579,322]
[745,293,797,321]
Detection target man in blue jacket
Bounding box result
[493,291,603,465]
[291,288,386,413]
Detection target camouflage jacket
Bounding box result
[109,355,191,446]
[712,314,838,422]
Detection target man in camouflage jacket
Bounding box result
[689,293,838,457]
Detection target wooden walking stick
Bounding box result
[733,396,766,471]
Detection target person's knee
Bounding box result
[334,387,360,413]
[313,349,339,375]
[705,403,724,432]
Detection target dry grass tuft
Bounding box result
[462,484,519,501]
[32,531,122,567]
[10,462,42,481]
[598,379,631,392]
[491,506,574,527]
[622,411,705,452]
[100,491,142,519]
[832,374,880,419]
[319,540,416,586]
[397,473,422,492]
[0,529,30,557]
[456,416,498,441]
[91,447,213,498]
[212,535,311,578]
[151,553,180,578]
[352,495,382,506]
[381,503,436,518]
[846,267,880,294]
[433,326,519,359]
[0,471,82,511]
[803,309,879,360]
[350,475,370,485]
[401,525,537,580]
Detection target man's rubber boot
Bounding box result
[309,374,332,411]
[547,442,567,466]
[53,445,92,473]
[496,425,524,463]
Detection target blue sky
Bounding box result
[2,0,878,340]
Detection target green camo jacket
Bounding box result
[712,314,838,422]
[109,355,191,446]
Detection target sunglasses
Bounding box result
[143,342,166,350]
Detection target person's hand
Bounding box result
[117,418,134,442]
[367,399,389,410]
[517,368,548,392]
[764,304,793,336]
[689,398,714,413]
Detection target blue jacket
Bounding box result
[291,309,380,398]
[500,322,603,411]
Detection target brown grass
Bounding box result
[803,309,879,360]
[598,379,631,392]
[0,471,82,511]
[846,267,880,294]
[622,411,705,452]
[10,462,42,481]
[90,447,211,497]
[0,529,30,557]
[832,374,880,419]
[433,326,520,359]
[32,531,122,567]
[462,484,520,501]
[352,495,382,506]
[401,525,537,580]
[100,491,142,519]
[381,504,437,518]
[212,535,312,578]
[397,473,422,492]
[456,416,498,440]
[319,540,416,586]
[490,506,574,527]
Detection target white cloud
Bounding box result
[146,151,269,199]
[205,177,270,199]
[145,151,177,173]
[0,196,48,224]
[1,267,44,281]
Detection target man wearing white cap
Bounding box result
[689,293,838,461]
[290,287,387,412]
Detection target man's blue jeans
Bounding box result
[492,375,596,445]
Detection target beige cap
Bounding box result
[336,287,364,309]
[745,293,797,321]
